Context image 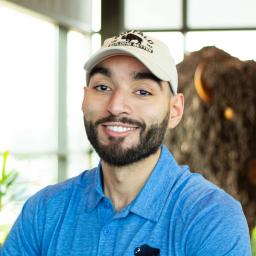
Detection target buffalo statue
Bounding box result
[165,46,256,232]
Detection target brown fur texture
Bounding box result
[165,46,256,232]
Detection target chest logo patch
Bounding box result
[134,244,160,256]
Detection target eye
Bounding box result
[94,84,111,92]
[135,89,152,96]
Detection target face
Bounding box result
[82,55,178,166]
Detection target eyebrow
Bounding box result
[133,72,162,87]
[88,66,163,89]
[88,66,111,81]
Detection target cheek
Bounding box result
[82,89,90,112]
[140,102,170,125]
[82,96,90,117]
[82,93,96,117]
[82,88,95,108]
[82,94,109,121]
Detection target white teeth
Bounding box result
[107,126,135,132]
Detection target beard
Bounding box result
[83,112,169,166]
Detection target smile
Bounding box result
[101,122,139,137]
[106,126,136,132]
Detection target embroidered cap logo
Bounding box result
[107,31,154,54]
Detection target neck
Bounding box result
[101,147,161,212]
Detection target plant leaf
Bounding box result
[1,151,9,179]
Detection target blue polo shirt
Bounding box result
[1,145,251,255]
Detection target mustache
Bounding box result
[95,115,146,129]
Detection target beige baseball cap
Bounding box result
[84,31,178,94]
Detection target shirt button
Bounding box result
[104,228,110,235]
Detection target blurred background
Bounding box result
[1,0,256,244]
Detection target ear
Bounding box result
[168,93,184,129]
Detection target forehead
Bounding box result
[96,55,149,72]
[89,55,165,86]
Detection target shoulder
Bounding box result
[176,167,239,213]
[172,166,244,224]
[159,146,247,229]
[159,146,245,226]
[24,168,97,214]
[1,168,98,254]
[172,166,251,255]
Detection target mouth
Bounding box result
[101,122,139,137]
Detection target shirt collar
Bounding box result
[85,162,105,212]
[130,145,184,222]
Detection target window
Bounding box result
[67,30,99,178]
[123,0,256,62]
[124,0,182,30]
[146,32,184,64]
[0,3,58,184]
[0,1,97,235]
[188,0,256,28]
[0,2,58,231]
[185,31,256,60]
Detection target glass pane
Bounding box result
[15,155,58,195]
[67,30,91,153]
[185,31,256,61]
[91,33,102,54]
[67,151,99,178]
[0,154,57,235]
[124,0,182,29]
[0,4,58,152]
[146,32,184,64]
[67,31,101,178]
[91,0,101,32]
[188,0,256,28]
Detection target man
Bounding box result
[1,31,251,255]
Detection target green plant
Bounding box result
[0,151,19,246]
[0,151,19,211]
[252,227,256,256]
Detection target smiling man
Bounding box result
[1,31,251,255]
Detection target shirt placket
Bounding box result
[97,198,116,256]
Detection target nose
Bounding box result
[107,89,132,116]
